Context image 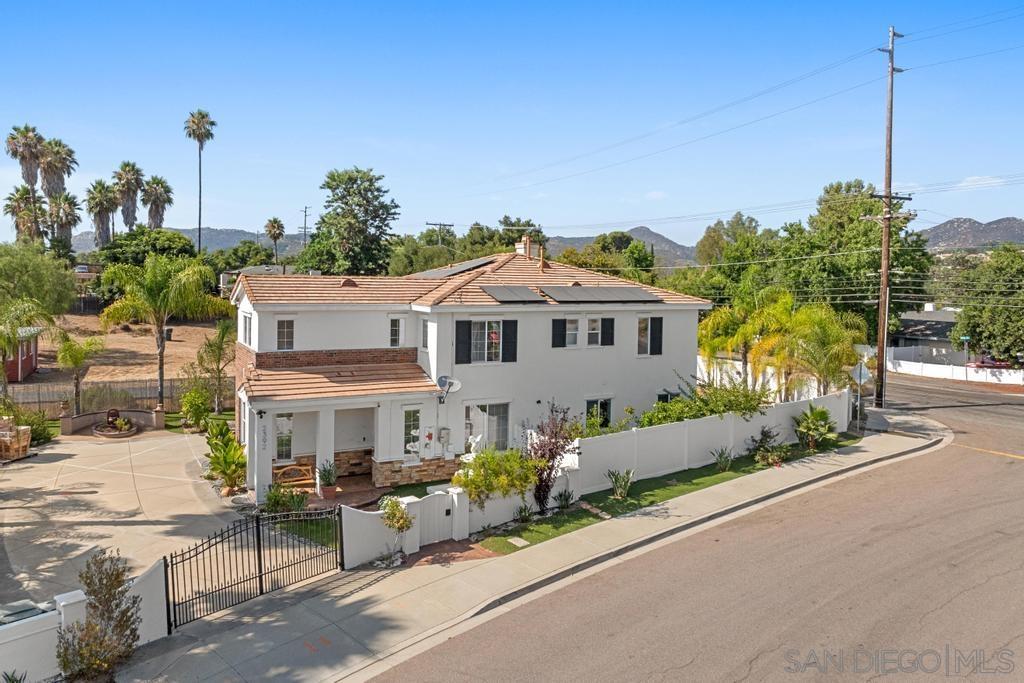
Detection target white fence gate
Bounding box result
[417,491,454,546]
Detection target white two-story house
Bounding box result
[230,238,710,501]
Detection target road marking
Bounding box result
[957,443,1024,461]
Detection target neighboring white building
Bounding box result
[230,238,710,501]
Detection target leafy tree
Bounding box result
[451,447,538,510]
[0,241,75,313]
[197,319,236,413]
[950,245,1024,362]
[206,240,274,273]
[56,334,104,414]
[100,255,231,406]
[497,214,546,248]
[184,109,217,251]
[98,227,196,267]
[141,175,174,229]
[694,212,759,265]
[85,179,118,248]
[555,244,625,272]
[5,124,44,239]
[113,161,145,234]
[622,239,655,283]
[528,402,577,513]
[0,298,53,396]
[296,167,399,275]
[264,216,285,264]
[593,230,634,253]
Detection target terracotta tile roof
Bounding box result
[235,275,444,305]
[242,363,438,402]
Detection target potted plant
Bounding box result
[318,461,338,500]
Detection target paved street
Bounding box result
[377,376,1024,681]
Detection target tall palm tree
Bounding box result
[3,185,46,240]
[113,161,145,233]
[39,138,77,200]
[184,110,217,252]
[5,125,44,238]
[0,297,53,397]
[264,217,285,264]
[140,176,174,229]
[47,192,81,252]
[85,180,118,248]
[100,254,232,406]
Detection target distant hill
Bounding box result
[917,217,1024,251]
[546,225,697,266]
[72,227,309,256]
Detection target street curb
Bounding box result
[472,435,943,617]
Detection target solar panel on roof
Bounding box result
[413,256,496,279]
[480,285,546,303]
[540,285,663,303]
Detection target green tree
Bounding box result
[0,298,53,396]
[3,185,45,241]
[39,138,77,205]
[47,192,81,257]
[264,217,285,264]
[497,215,546,248]
[113,161,145,234]
[85,179,118,248]
[56,334,105,414]
[197,319,236,414]
[5,124,44,239]
[296,167,400,275]
[950,245,1024,362]
[0,241,75,313]
[184,109,217,251]
[555,244,625,271]
[141,175,174,229]
[206,240,274,273]
[100,255,231,406]
[622,239,655,283]
[695,212,759,265]
[98,227,196,267]
[593,230,634,253]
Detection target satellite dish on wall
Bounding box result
[437,375,462,403]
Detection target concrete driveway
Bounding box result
[0,430,240,603]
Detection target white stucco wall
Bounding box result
[251,308,416,352]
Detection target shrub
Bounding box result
[606,468,634,499]
[114,417,132,432]
[318,461,338,487]
[794,404,837,451]
[180,386,212,430]
[17,409,52,446]
[754,444,788,468]
[208,438,246,491]
[3,671,27,683]
[553,488,575,510]
[205,419,233,455]
[56,549,140,681]
[452,447,539,510]
[712,446,734,473]
[528,402,577,513]
[567,406,634,440]
[514,503,534,524]
[637,379,770,428]
[263,484,307,513]
[379,496,415,555]
[746,425,780,459]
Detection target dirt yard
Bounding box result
[28,313,220,383]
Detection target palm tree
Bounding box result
[47,192,81,254]
[197,319,236,413]
[3,185,46,240]
[39,138,77,200]
[184,110,217,252]
[100,254,232,406]
[788,304,867,396]
[56,334,104,414]
[0,297,53,397]
[750,291,802,401]
[85,180,118,248]
[141,176,174,229]
[5,125,44,237]
[264,217,285,264]
[112,161,145,234]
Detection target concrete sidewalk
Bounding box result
[118,419,949,683]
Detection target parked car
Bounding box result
[967,356,1013,369]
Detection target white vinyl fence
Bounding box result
[886,354,1024,386]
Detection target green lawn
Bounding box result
[165,410,234,435]
[45,419,60,439]
[277,518,338,548]
[389,479,451,499]
[479,506,603,554]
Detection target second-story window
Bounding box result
[241,313,252,346]
[566,319,579,346]
[471,320,501,362]
[390,319,403,347]
[277,319,294,350]
[421,318,428,349]
[587,318,601,346]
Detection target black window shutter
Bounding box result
[650,317,663,355]
[455,321,471,364]
[502,320,518,362]
[601,317,615,346]
[551,319,566,348]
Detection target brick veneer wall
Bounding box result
[372,457,461,488]
[335,448,373,477]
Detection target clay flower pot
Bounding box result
[320,485,337,500]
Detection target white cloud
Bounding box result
[644,190,668,201]
[957,175,1008,190]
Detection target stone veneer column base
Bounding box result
[372,457,462,488]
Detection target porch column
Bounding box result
[316,407,335,496]
[253,409,274,503]
[244,403,256,490]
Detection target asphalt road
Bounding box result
[375,376,1024,682]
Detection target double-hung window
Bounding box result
[421,319,429,349]
[585,399,612,429]
[471,320,502,363]
[587,318,601,346]
[277,319,294,350]
[637,317,650,355]
[389,319,403,348]
[241,313,252,346]
[275,413,293,461]
[565,319,579,346]
[403,408,421,457]
[464,403,510,451]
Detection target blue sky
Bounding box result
[2,1,1022,246]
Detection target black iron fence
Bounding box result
[164,508,344,630]
[7,377,234,418]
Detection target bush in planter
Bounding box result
[318,461,338,498]
[180,386,212,430]
[451,447,539,510]
[794,404,837,451]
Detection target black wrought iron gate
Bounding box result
[165,507,343,630]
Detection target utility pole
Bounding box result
[301,206,311,247]
[425,222,454,248]
[873,25,905,408]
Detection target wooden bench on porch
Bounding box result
[272,462,315,488]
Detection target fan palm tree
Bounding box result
[39,138,77,200]
[264,217,285,264]
[85,180,118,248]
[3,185,46,240]
[56,333,104,414]
[47,192,81,252]
[5,125,44,237]
[100,255,232,406]
[113,161,145,233]
[0,297,53,397]
[184,110,217,252]
[141,176,174,229]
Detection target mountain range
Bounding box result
[72,227,309,256]
[545,225,697,266]
[915,217,1024,251]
